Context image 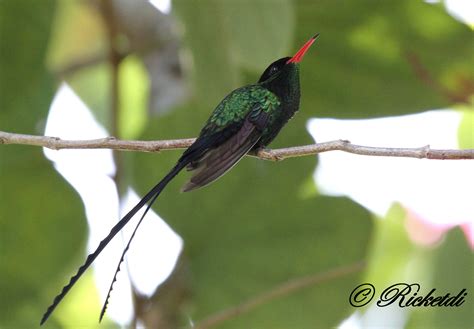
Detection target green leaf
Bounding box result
[293,0,474,118]
[362,206,473,328]
[219,0,294,71]
[46,0,110,128]
[429,228,473,328]
[364,205,421,288]
[188,197,372,329]
[173,0,294,107]
[0,0,56,131]
[65,63,111,130]
[172,0,240,107]
[118,55,149,140]
[46,0,106,72]
[458,104,474,149]
[406,228,474,329]
[0,155,86,325]
[0,0,86,325]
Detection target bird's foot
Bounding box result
[253,147,283,161]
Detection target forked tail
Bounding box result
[40,160,188,325]
[99,187,160,322]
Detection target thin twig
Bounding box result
[404,51,469,104]
[194,261,365,329]
[1,131,473,160]
[100,0,122,138]
[55,54,107,78]
[99,0,124,182]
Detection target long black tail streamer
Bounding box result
[41,160,188,325]
[99,190,160,322]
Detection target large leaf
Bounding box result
[46,0,111,129]
[173,0,294,107]
[362,206,473,328]
[0,0,86,326]
[219,0,294,71]
[406,228,474,329]
[0,155,85,326]
[187,196,372,328]
[0,0,55,131]
[458,104,474,149]
[293,0,474,118]
[46,0,106,72]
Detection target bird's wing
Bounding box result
[178,85,279,192]
[181,106,270,192]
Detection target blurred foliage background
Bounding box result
[0,0,473,328]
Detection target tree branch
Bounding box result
[194,261,365,329]
[404,50,472,104]
[1,131,473,160]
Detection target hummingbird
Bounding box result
[41,34,318,325]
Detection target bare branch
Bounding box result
[404,50,473,104]
[194,261,365,329]
[1,131,473,160]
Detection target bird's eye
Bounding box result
[258,63,281,82]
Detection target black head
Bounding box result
[258,57,291,83]
[258,34,319,83]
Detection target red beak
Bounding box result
[287,34,319,64]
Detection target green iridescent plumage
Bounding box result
[200,85,280,135]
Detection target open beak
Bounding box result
[286,33,319,64]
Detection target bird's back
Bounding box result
[198,84,281,138]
